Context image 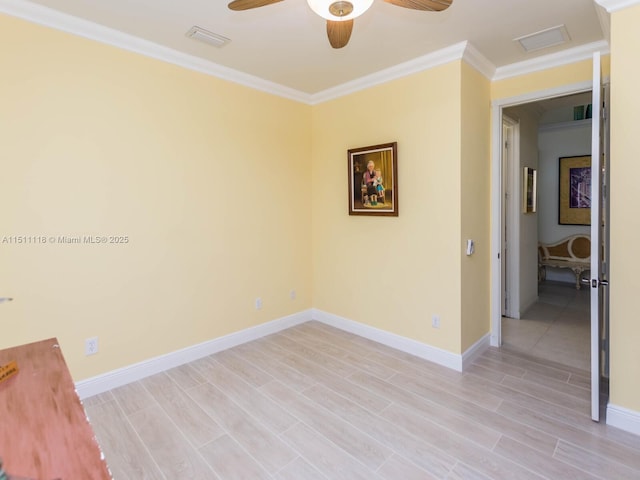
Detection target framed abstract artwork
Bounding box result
[559,155,591,225]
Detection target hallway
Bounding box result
[501,281,590,371]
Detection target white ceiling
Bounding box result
[16,0,607,94]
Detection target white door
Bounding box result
[590,52,609,422]
[501,116,519,321]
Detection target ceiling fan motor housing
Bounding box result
[307,0,374,21]
[329,1,353,17]
[229,0,454,49]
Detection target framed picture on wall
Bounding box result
[523,167,537,213]
[348,142,398,216]
[559,155,591,225]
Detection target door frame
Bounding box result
[490,80,593,347]
[502,115,520,319]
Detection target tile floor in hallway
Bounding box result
[501,280,591,371]
[84,320,640,480]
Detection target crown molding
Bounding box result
[538,118,592,133]
[462,42,496,80]
[309,41,468,104]
[0,0,616,105]
[595,0,640,12]
[0,0,311,104]
[493,40,610,81]
[0,0,482,105]
[595,2,611,44]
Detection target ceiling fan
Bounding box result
[228,0,453,49]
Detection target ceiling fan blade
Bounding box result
[228,0,283,11]
[327,19,354,49]
[384,0,452,11]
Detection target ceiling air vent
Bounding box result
[514,25,570,53]
[186,26,230,48]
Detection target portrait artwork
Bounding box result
[348,142,398,216]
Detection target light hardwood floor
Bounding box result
[84,321,640,479]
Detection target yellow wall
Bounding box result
[460,62,491,350]
[608,5,640,413]
[3,6,637,423]
[311,61,491,355]
[0,14,313,380]
[492,56,610,101]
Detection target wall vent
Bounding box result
[186,26,231,48]
[514,25,570,53]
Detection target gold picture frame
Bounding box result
[559,155,591,225]
[523,167,537,213]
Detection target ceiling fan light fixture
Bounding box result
[307,0,374,21]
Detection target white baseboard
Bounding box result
[76,307,491,399]
[607,403,640,436]
[519,295,539,318]
[75,309,312,399]
[312,309,489,372]
[462,333,491,371]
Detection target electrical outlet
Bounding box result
[255,297,262,310]
[85,337,99,356]
[432,315,441,329]
[290,289,296,300]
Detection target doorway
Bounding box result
[500,92,593,372]
[491,80,592,345]
[491,62,610,421]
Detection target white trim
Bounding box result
[0,0,310,104]
[491,103,503,347]
[310,41,497,104]
[76,307,491,399]
[461,333,491,371]
[309,42,468,104]
[590,51,602,422]
[491,81,593,110]
[504,115,521,320]
[0,1,614,105]
[493,41,610,81]
[595,2,611,44]
[462,42,496,80]
[312,308,489,372]
[75,309,312,399]
[595,0,640,12]
[491,81,593,349]
[519,295,539,319]
[0,0,475,106]
[538,118,592,133]
[607,404,640,436]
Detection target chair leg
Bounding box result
[573,268,581,290]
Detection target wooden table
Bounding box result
[0,338,111,479]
